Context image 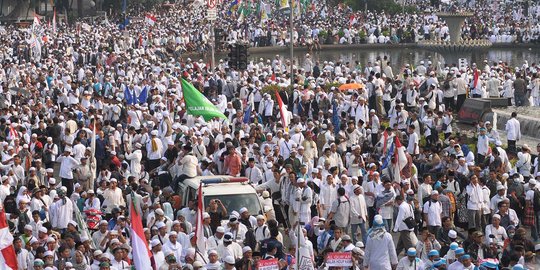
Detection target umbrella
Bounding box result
[338,83,364,91]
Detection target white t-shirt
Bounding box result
[423,200,442,226]
[407,132,419,155]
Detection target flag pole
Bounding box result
[289,0,294,88]
[211,23,216,71]
[296,222,300,270]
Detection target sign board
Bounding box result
[257,259,279,270]
[458,58,468,71]
[326,252,353,267]
[207,0,217,8]
[207,8,217,21]
[289,247,315,270]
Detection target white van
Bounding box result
[177,176,263,218]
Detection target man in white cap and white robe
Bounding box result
[162,231,183,262]
[151,239,165,267]
[125,142,143,177]
[50,187,74,231]
[217,233,243,260]
[292,178,312,225]
[207,226,225,251]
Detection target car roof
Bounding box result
[183,176,256,196]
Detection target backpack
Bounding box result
[533,189,540,212]
[232,98,242,111]
[243,228,257,251]
[390,84,398,98]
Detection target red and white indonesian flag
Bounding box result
[32,14,41,33]
[392,136,408,181]
[194,183,206,253]
[0,210,18,270]
[274,90,289,130]
[33,15,40,27]
[145,14,157,26]
[129,194,152,269]
[52,9,57,33]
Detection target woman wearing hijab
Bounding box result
[71,250,90,270]
[363,215,398,270]
[16,186,32,205]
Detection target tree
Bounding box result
[344,0,416,14]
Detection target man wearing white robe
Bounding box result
[124,143,143,176]
[50,187,74,230]
[162,231,183,263]
[291,178,312,225]
[350,185,368,243]
[364,215,398,270]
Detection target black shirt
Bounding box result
[209,211,225,233]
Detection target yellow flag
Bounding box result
[280,0,289,9]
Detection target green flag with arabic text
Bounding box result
[181,78,226,121]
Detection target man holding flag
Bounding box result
[381,135,408,184]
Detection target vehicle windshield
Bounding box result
[204,194,262,218]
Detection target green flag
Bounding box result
[181,78,226,121]
[256,0,261,16]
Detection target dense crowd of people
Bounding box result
[134,0,540,52]
[0,0,540,270]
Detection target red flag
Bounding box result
[194,183,206,253]
[270,73,276,81]
[394,136,402,162]
[0,210,18,270]
[274,90,289,130]
[473,69,479,89]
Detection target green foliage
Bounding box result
[323,82,341,92]
[319,30,329,40]
[419,136,427,148]
[261,84,281,100]
[467,143,477,154]
[358,29,367,39]
[103,0,163,12]
[261,84,294,101]
[137,0,163,9]
[344,0,417,14]
[510,157,518,167]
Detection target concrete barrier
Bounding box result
[490,108,540,138]
[482,98,511,108]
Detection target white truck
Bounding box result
[177,176,263,218]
